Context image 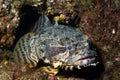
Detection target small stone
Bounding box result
[0,35,7,43]
[112,29,116,34]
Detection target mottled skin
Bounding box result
[14,15,98,71]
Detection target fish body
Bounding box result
[14,15,99,70]
[14,32,39,68]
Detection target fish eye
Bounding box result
[66,44,73,50]
[68,46,72,50]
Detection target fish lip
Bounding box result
[65,55,97,65]
[76,56,96,61]
[62,56,98,68]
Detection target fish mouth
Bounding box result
[62,55,99,70]
[75,56,96,62]
[65,56,98,66]
[66,55,97,64]
[75,56,98,66]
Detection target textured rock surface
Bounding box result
[0,0,120,80]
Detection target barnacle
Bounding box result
[54,16,60,22]
[4,60,9,65]
[66,3,72,7]
[59,14,65,20]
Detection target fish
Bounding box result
[14,14,99,72]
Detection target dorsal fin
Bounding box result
[32,14,51,34]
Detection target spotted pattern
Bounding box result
[14,15,99,70]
